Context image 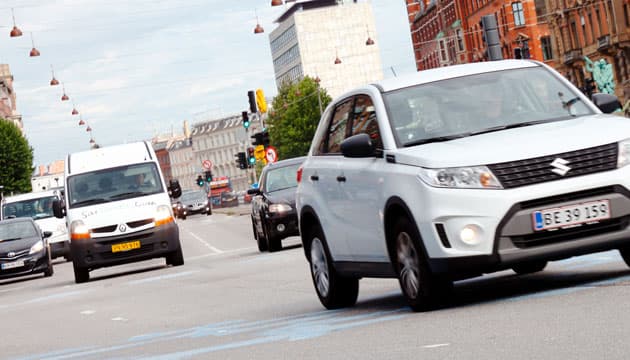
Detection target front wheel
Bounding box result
[73,262,89,284]
[308,226,358,309]
[44,252,54,277]
[254,219,268,252]
[619,247,630,267]
[393,217,451,312]
[166,247,185,266]
[512,261,547,275]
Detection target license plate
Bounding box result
[1,260,25,270]
[532,199,611,231]
[111,241,141,253]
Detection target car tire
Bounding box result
[44,253,54,277]
[393,217,452,312]
[166,247,185,266]
[207,208,212,216]
[307,225,359,309]
[253,218,268,252]
[181,213,187,220]
[73,262,90,284]
[512,261,547,275]
[264,221,282,252]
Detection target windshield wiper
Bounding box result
[109,191,145,200]
[0,237,22,242]
[72,198,109,207]
[469,120,551,136]
[404,134,469,147]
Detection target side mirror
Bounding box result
[247,188,261,195]
[43,231,53,238]
[341,133,376,158]
[168,179,182,198]
[52,199,65,219]
[591,93,622,114]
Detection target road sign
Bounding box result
[202,160,213,169]
[265,146,278,163]
[254,145,265,160]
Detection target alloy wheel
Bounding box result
[397,231,420,300]
[310,237,330,297]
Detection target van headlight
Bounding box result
[418,166,502,189]
[154,205,174,226]
[29,240,45,255]
[618,139,630,168]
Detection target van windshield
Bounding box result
[67,163,163,209]
[2,196,57,220]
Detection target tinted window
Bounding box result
[264,163,301,192]
[318,98,353,154]
[0,221,37,240]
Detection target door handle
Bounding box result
[310,175,319,181]
[336,175,346,182]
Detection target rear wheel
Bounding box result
[393,217,451,312]
[512,261,547,275]
[73,262,89,283]
[166,247,184,266]
[308,225,358,309]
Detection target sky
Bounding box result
[0,0,416,166]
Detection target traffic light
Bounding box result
[262,131,270,147]
[251,130,270,147]
[196,175,204,187]
[204,170,213,183]
[248,90,257,113]
[247,147,256,167]
[234,152,247,170]
[242,111,250,129]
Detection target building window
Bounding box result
[625,4,630,27]
[439,39,448,62]
[608,1,616,34]
[512,2,525,27]
[541,36,553,60]
[570,21,579,49]
[588,12,596,44]
[456,29,464,51]
[595,8,602,36]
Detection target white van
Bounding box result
[53,141,183,283]
[1,189,70,261]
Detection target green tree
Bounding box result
[0,120,34,194]
[266,76,332,159]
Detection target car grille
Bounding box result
[92,225,117,234]
[488,143,617,189]
[0,249,29,260]
[127,219,153,228]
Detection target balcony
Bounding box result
[598,35,612,52]
[563,48,583,65]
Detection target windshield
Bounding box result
[180,191,207,202]
[383,67,595,147]
[0,221,38,241]
[67,162,164,209]
[2,196,57,220]
[264,163,300,192]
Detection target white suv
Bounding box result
[296,60,627,311]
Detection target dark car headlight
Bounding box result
[269,204,292,213]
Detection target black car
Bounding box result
[0,218,54,280]
[248,157,305,252]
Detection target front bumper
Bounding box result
[266,210,299,240]
[71,221,180,270]
[0,250,50,280]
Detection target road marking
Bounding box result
[126,270,200,285]
[0,286,26,293]
[112,317,128,322]
[187,231,224,254]
[187,246,258,261]
[80,310,96,315]
[424,343,450,349]
[25,290,88,304]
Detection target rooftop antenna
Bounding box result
[390,66,398,77]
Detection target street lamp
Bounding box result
[9,9,22,38]
[29,32,41,57]
[254,9,264,34]
[50,65,59,86]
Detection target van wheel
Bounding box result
[393,217,451,312]
[512,261,547,275]
[73,263,90,283]
[308,225,358,309]
[167,247,185,266]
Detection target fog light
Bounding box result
[276,224,286,232]
[161,241,168,248]
[460,225,480,245]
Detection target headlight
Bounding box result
[418,166,502,189]
[56,223,67,234]
[269,203,292,213]
[155,205,174,226]
[29,240,45,255]
[70,220,90,240]
[618,139,630,168]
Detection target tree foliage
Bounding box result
[0,120,34,194]
[266,76,332,159]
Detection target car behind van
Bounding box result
[1,189,70,261]
[53,141,183,283]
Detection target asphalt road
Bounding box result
[3,210,630,359]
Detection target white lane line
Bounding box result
[0,286,26,294]
[126,270,199,285]
[111,317,128,322]
[25,290,89,304]
[80,310,96,315]
[186,246,259,261]
[187,231,224,254]
[423,343,450,349]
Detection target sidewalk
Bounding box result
[211,203,251,216]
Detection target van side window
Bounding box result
[318,98,353,155]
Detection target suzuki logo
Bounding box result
[550,158,571,176]
[119,224,127,233]
[7,252,15,258]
